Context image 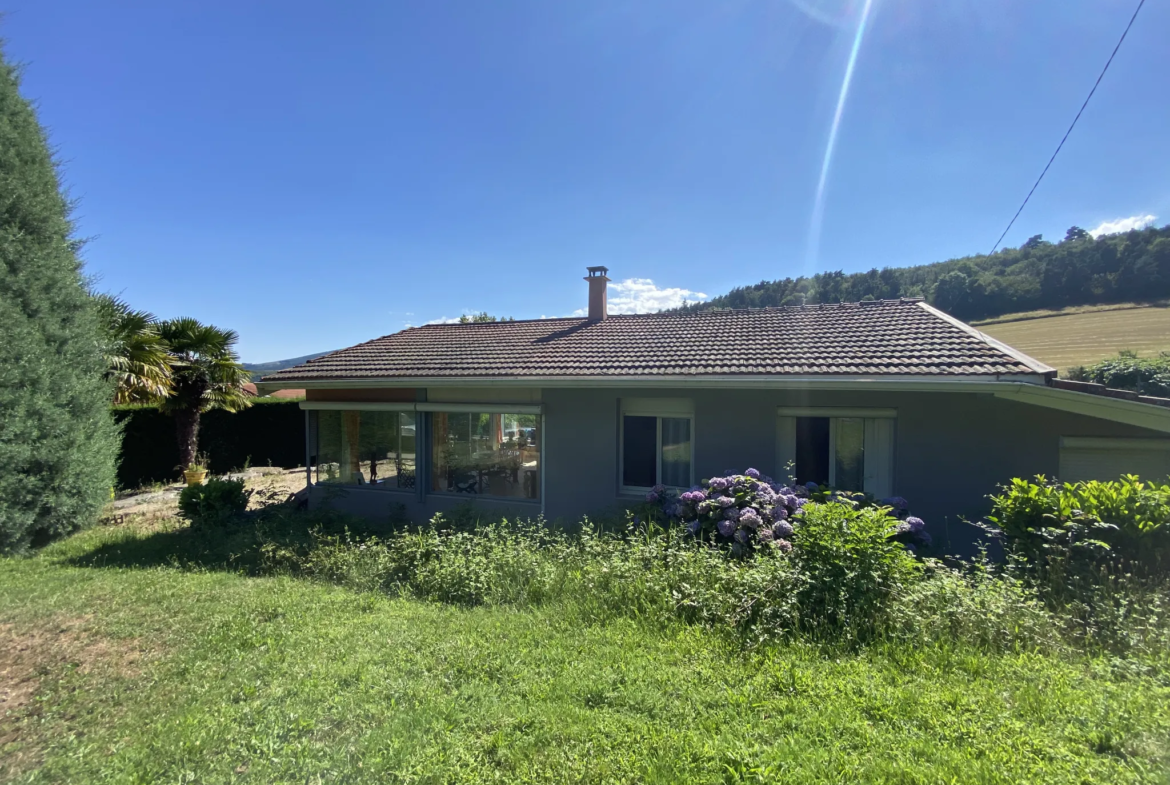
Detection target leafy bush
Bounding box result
[1067,350,1170,398]
[178,478,250,527]
[789,502,922,639]
[987,475,1170,582]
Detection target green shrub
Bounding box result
[0,46,120,553]
[1067,350,1170,398]
[789,502,922,639]
[987,475,1170,583]
[178,478,250,527]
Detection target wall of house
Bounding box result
[307,385,1165,551]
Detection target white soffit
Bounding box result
[995,385,1170,434]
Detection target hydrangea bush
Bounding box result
[646,469,931,555]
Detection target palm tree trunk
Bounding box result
[175,408,201,470]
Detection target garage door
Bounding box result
[1059,437,1170,483]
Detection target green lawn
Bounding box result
[2,522,1168,784]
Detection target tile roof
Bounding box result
[262,299,1054,383]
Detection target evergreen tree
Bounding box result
[0,48,120,552]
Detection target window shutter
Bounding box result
[863,418,894,498]
[776,416,796,485]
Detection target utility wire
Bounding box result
[990,0,1146,254]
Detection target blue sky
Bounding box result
[4,0,1167,361]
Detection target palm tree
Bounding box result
[156,317,253,470]
[93,294,173,405]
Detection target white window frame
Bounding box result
[776,407,896,497]
[619,398,695,494]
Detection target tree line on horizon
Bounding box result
[676,225,1170,321]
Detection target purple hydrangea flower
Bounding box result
[805,481,819,491]
[757,527,774,543]
[646,491,659,502]
[880,496,909,511]
[776,538,793,553]
[723,507,741,521]
[717,496,735,509]
[740,509,761,529]
[773,520,794,538]
[716,519,736,538]
[745,468,761,479]
[773,506,788,521]
[905,516,925,533]
[710,477,730,491]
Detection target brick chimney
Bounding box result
[585,266,610,320]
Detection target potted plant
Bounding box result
[183,455,209,486]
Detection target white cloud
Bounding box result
[413,278,710,326]
[1089,213,1158,238]
[570,278,709,316]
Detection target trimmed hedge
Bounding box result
[114,400,305,489]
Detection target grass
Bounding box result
[2,520,1169,783]
[974,303,1170,373]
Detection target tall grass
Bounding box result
[233,505,1170,660]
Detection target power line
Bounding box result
[990,0,1146,254]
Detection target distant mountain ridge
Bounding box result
[242,351,331,377]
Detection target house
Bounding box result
[257,267,1170,546]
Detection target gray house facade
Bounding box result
[259,270,1170,548]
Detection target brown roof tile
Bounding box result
[262,299,1053,383]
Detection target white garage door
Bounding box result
[1059,437,1170,483]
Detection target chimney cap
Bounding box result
[586,265,609,277]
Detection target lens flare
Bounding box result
[805,0,875,273]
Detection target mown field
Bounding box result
[975,303,1170,373]
[2,517,1169,784]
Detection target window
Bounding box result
[431,411,540,499]
[311,410,417,490]
[777,408,894,496]
[620,399,694,491]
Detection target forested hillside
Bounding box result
[679,225,1170,321]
